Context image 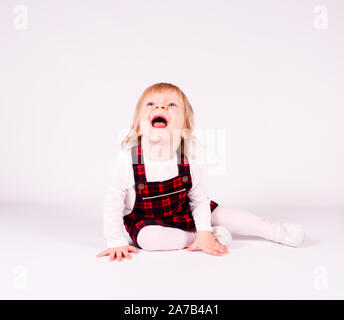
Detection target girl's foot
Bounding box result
[274,223,305,247]
[212,226,232,248]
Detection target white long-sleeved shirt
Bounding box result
[103,148,214,248]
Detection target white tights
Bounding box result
[136,205,286,250]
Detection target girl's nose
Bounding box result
[155,105,167,110]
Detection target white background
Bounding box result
[0,0,343,299]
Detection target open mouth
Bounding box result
[151,114,168,128]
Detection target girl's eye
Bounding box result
[147,102,154,107]
[169,103,176,108]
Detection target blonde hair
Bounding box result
[121,82,199,159]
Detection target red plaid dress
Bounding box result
[123,135,219,248]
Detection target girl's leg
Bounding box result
[137,225,196,251]
[211,205,287,241]
[136,206,290,251]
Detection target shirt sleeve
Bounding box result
[103,150,131,248]
[188,160,213,232]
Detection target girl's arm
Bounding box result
[186,159,228,255]
[103,151,131,248]
[188,160,213,232]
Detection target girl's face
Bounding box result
[139,90,185,142]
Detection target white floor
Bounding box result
[1,203,343,300]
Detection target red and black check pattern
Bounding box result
[123,135,219,248]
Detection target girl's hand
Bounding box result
[186,231,229,256]
[96,245,139,262]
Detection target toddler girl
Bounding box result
[97,83,305,262]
